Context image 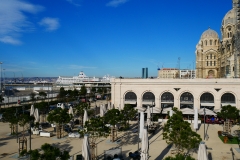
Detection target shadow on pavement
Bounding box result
[155,144,172,160]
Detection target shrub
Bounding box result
[164,154,195,160]
[218,131,222,136]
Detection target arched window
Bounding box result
[230,32,232,37]
[214,61,216,66]
[161,92,174,102]
[210,54,212,59]
[180,92,194,109]
[210,40,212,45]
[200,92,214,109]
[125,92,137,100]
[200,92,214,103]
[228,33,230,38]
[210,61,212,66]
[142,92,155,101]
[205,40,207,46]
[215,40,217,45]
[221,93,235,103]
[207,61,208,66]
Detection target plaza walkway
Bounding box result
[0,120,240,159]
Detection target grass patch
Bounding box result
[218,135,239,144]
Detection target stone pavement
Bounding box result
[0,121,240,160]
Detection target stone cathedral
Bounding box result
[196,0,240,78]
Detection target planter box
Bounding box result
[40,132,52,137]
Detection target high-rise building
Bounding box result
[142,68,148,79]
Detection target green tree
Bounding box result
[35,102,48,114]
[47,108,72,139]
[26,143,70,160]
[79,85,87,97]
[18,114,30,136]
[0,94,4,109]
[29,92,36,103]
[75,102,90,126]
[163,107,202,155]
[91,87,96,94]
[39,91,47,100]
[58,87,66,100]
[120,104,137,130]
[3,108,19,134]
[217,105,239,121]
[80,116,110,158]
[104,109,121,142]
[72,89,79,98]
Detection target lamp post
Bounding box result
[204,106,206,140]
[151,100,154,122]
[0,62,2,94]
[15,108,18,143]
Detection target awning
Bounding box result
[180,108,194,115]
[198,108,216,116]
[136,107,146,112]
[221,103,236,106]
[200,103,215,107]
[144,107,161,114]
[180,102,194,104]
[161,102,174,104]
[161,108,174,114]
[124,100,137,104]
[142,101,155,105]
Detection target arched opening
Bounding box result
[180,92,194,109]
[142,92,155,107]
[221,93,236,107]
[124,92,137,106]
[161,92,174,109]
[208,70,214,78]
[200,92,214,110]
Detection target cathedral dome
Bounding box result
[222,9,236,26]
[201,28,219,39]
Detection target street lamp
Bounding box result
[0,62,2,94]
[204,106,206,140]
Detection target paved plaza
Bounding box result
[1,119,240,160]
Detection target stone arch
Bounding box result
[124,91,137,100]
[200,92,215,110]
[179,91,194,109]
[124,91,137,106]
[160,91,174,109]
[208,70,215,78]
[221,92,236,107]
[141,91,155,107]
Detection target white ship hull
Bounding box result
[56,71,112,85]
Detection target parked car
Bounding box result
[49,106,57,111]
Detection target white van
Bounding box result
[57,103,62,108]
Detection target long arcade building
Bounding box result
[111,78,239,111]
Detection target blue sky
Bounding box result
[0,0,232,78]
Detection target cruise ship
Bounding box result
[56,71,113,85]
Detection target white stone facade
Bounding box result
[111,78,240,111]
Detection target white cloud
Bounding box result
[66,0,81,7]
[39,17,60,31]
[0,36,22,45]
[0,0,44,45]
[106,0,129,7]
